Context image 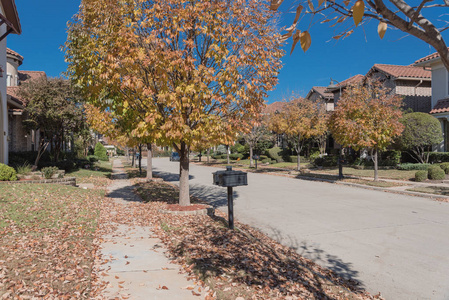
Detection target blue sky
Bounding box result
[7,1,447,104]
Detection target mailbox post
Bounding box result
[213,166,248,230]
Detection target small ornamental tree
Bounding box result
[243,121,271,168]
[94,142,108,161]
[268,98,328,171]
[397,112,443,163]
[328,82,404,181]
[66,0,283,206]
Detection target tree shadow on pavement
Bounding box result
[268,227,362,286]
[106,185,141,202]
[189,183,239,208]
[152,170,195,182]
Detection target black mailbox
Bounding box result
[213,166,248,187]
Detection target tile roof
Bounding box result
[414,48,448,65]
[372,64,431,79]
[18,71,47,82]
[263,101,287,114]
[327,74,364,92]
[7,86,25,106]
[6,48,23,61]
[312,86,333,99]
[430,98,449,114]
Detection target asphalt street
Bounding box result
[148,157,449,300]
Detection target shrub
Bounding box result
[16,162,32,175]
[229,153,244,160]
[0,163,18,181]
[415,170,428,182]
[94,143,108,161]
[397,163,431,170]
[380,150,401,166]
[41,166,59,179]
[427,165,445,180]
[216,145,227,155]
[314,155,338,167]
[440,162,449,174]
[87,155,99,163]
[261,158,272,164]
[266,147,283,163]
[230,143,245,154]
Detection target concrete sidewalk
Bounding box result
[96,159,203,299]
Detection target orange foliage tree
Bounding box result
[65,0,283,205]
[328,82,404,181]
[268,98,328,171]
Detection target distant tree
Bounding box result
[271,0,449,71]
[328,82,404,181]
[94,142,108,161]
[19,77,84,166]
[268,97,327,171]
[243,122,272,168]
[397,112,443,163]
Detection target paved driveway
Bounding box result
[149,157,449,300]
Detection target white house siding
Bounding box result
[0,6,8,164]
[431,65,447,107]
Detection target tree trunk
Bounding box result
[296,133,301,171]
[131,149,135,167]
[138,144,142,175]
[146,143,153,180]
[207,148,210,163]
[373,148,379,181]
[226,145,230,164]
[249,144,254,168]
[179,142,191,206]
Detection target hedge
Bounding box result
[265,147,283,163]
[397,163,431,170]
[439,162,449,174]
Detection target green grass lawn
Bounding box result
[0,184,103,297]
[407,186,449,196]
[202,158,311,170]
[66,160,112,186]
[316,167,416,181]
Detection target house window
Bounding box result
[6,74,11,86]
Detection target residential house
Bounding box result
[414,50,449,151]
[364,64,431,113]
[326,74,364,103]
[0,0,21,164]
[305,86,334,111]
[6,48,47,153]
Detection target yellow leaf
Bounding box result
[270,0,283,10]
[123,101,129,108]
[293,5,303,24]
[318,0,325,7]
[299,31,311,52]
[308,0,314,12]
[377,21,387,39]
[352,0,364,26]
[290,30,301,54]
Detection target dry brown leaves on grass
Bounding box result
[90,181,380,300]
[0,184,103,298]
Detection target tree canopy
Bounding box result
[328,82,404,180]
[397,112,443,163]
[65,0,283,205]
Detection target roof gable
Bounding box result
[370,64,431,80]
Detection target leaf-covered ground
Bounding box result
[119,181,381,300]
[0,184,104,298]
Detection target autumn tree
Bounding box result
[328,82,404,181]
[268,97,327,171]
[271,0,449,71]
[243,120,272,168]
[85,104,156,180]
[66,0,283,205]
[19,77,85,166]
[396,112,442,163]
